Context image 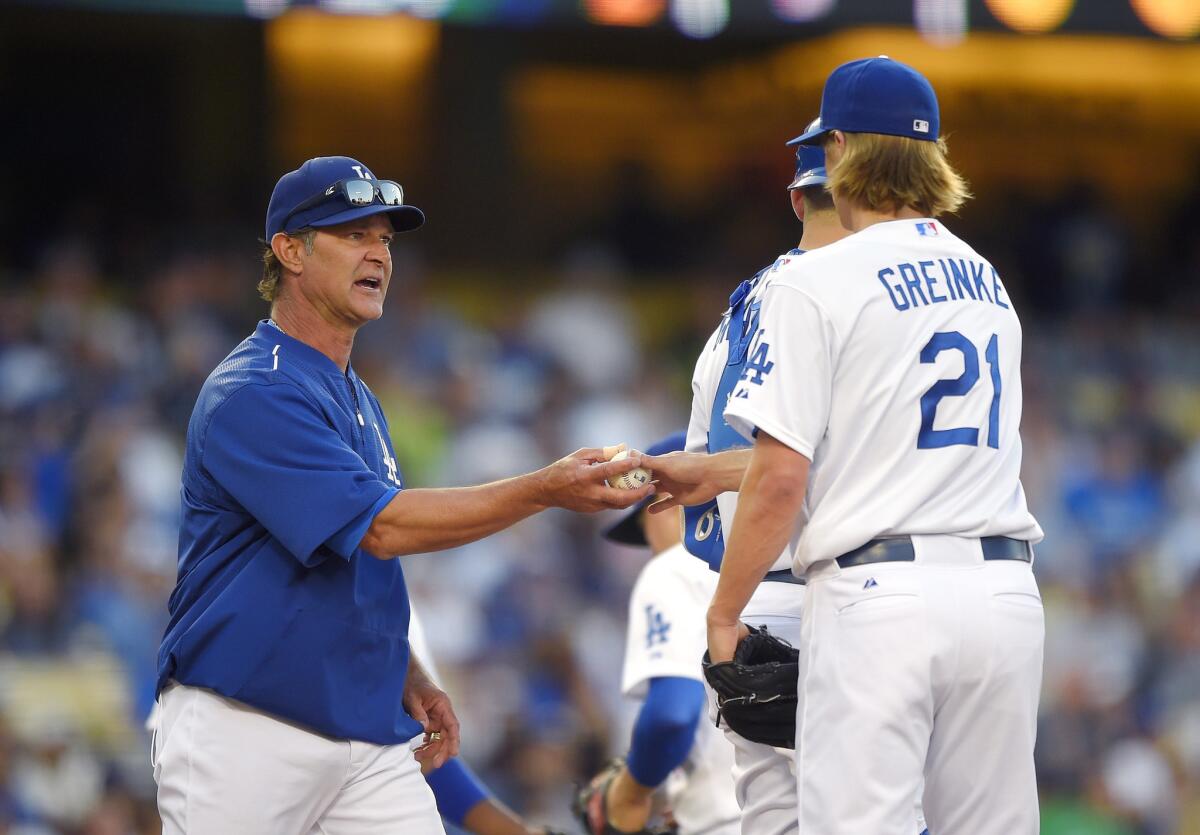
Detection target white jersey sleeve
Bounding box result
[621,544,715,698]
[723,218,1043,572]
[724,280,836,461]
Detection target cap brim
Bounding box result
[785,127,829,147]
[305,203,426,234]
[602,501,650,546]
[787,167,828,191]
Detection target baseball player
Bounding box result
[707,58,1044,835]
[650,127,845,835]
[151,155,652,834]
[650,127,930,835]
[576,431,740,835]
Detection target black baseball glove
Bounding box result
[572,758,674,835]
[702,624,800,749]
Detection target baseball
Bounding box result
[606,449,652,490]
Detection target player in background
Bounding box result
[578,432,741,835]
[708,58,1044,835]
[408,607,566,835]
[152,156,652,835]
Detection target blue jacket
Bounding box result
[157,321,421,745]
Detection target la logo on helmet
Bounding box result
[351,164,374,179]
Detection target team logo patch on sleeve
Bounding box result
[740,333,774,386]
[645,606,671,648]
[916,221,939,236]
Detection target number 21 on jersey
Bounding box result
[917,331,1001,450]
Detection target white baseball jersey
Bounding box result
[687,252,798,574]
[723,218,1043,572]
[622,544,740,834]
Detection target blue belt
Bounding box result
[835,536,1032,570]
[763,569,806,585]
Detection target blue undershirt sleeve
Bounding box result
[625,676,706,788]
[424,758,489,827]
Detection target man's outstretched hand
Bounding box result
[538,445,655,513]
[643,449,750,513]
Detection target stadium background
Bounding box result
[1,1,1199,832]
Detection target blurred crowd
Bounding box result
[0,178,1198,835]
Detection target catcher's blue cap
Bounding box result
[265,156,425,241]
[787,56,939,147]
[603,431,687,547]
[788,120,827,190]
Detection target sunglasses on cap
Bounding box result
[282,178,406,231]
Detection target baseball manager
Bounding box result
[151,156,653,834]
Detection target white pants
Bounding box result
[795,536,1044,835]
[153,684,445,835]
[717,580,805,835]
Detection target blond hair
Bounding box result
[258,229,316,302]
[826,132,970,217]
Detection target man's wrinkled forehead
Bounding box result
[316,213,397,235]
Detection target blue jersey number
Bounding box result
[917,331,1001,449]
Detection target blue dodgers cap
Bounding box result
[786,56,939,147]
[264,156,425,241]
[603,431,687,547]
[788,119,827,190]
